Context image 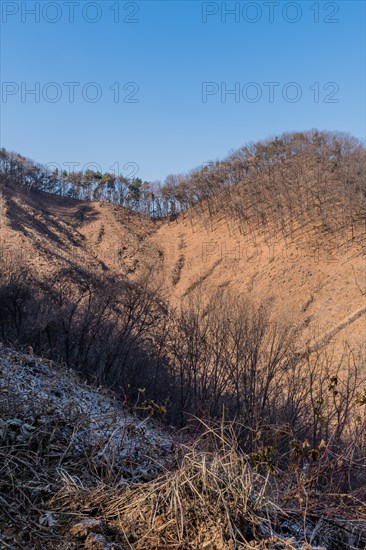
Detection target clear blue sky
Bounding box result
[1,0,365,182]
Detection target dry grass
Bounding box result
[1,346,365,549]
[0,345,171,549]
[172,255,185,285]
[55,427,274,549]
[53,420,366,549]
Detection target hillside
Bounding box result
[1,136,365,357]
[1,345,365,550]
[152,205,366,355]
[0,132,366,548]
[0,344,172,549]
[0,179,160,280]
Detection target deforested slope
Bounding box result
[1,131,365,358]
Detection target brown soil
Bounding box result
[1,181,365,355]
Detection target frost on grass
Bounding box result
[0,344,171,466]
[0,344,365,549]
[0,344,172,549]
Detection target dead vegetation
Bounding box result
[0,191,8,227]
[0,133,365,548]
[0,345,365,549]
[0,345,172,549]
[172,254,185,285]
[54,424,280,549]
[26,419,366,549]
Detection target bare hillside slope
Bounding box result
[153,209,366,353]
[1,174,365,355]
[0,180,160,280]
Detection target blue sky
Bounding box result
[1,0,365,182]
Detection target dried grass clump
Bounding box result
[54,431,273,549]
[53,420,366,550]
[53,423,317,549]
[103,440,273,548]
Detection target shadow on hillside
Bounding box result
[1,180,100,229]
[6,197,79,248]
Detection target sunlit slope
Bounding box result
[1,147,365,356]
[152,206,365,353]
